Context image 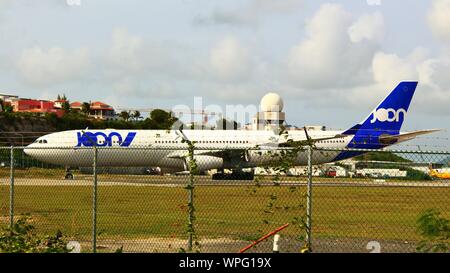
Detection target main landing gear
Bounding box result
[212,169,254,180]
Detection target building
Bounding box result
[0,93,19,112]
[246,92,286,130]
[53,99,68,109]
[0,93,19,102]
[1,93,117,120]
[242,92,326,131]
[11,99,64,117]
[69,101,116,120]
[89,101,116,120]
[69,101,83,112]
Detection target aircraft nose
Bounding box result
[23,143,36,157]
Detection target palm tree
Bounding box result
[81,102,91,115]
[132,110,141,121]
[119,111,130,121]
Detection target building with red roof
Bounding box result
[70,101,83,111]
[53,99,68,109]
[11,99,64,117]
[89,101,116,120]
[69,101,116,120]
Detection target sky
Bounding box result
[0,0,449,149]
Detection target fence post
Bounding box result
[305,146,313,252]
[9,146,15,230]
[92,145,98,253]
[187,144,195,252]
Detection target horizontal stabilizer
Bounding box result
[378,129,441,144]
[276,134,347,147]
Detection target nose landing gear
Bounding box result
[64,167,74,180]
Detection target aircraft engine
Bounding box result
[184,155,224,172]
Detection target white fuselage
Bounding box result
[24,129,355,172]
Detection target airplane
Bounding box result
[428,164,450,180]
[24,81,440,180]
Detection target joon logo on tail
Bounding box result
[370,108,406,124]
[76,131,136,147]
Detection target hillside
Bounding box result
[0,110,178,146]
[0,114,57,145]
[354,151,411,162]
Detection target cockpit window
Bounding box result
[36,139,48,144]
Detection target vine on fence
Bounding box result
[0,215,70,253]
[180,138,201,253]
[246,126,310,252]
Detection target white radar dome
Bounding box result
[260,92,284,112]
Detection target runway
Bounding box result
[1,175,448,188]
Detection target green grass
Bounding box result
[0,185,449,244]
[0,168,66,179]
[0,167,436,183]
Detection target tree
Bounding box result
[416,209,450,252]
[150,109,178,129]
[0,215,70,253]
[62,101,71,113]
[4,105,13,113]
[57,94,61,100]
[81,102,91,115]
[0,99,3,112]
[354,152,410,162]
[132,110,141,121]
[119,111,130,121]
[216,118,239,130]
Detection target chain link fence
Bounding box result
[0,145,449,253]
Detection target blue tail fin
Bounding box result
[343,81,418,136]
[334,82,418,160]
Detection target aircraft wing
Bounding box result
[166,150,189,159]
[272,134,348,148]
[167,149,246,159]
[378,129,441,144]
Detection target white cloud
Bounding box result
[371,47,431,88]
[108,27,144,72]
[372,52,418,87]
[4,2,449,121]
[427,60,450,89]
[0,0,12,10]
[428,0,450,43]
[370,47,450,115]
[209,36,252,81]
[193,0,304,26]
[105,27,201,81]
[112,77,176,99]
[287,4,381,89]
[348,12,384,43]
[16,46,91,86]
[0,0,13,23]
